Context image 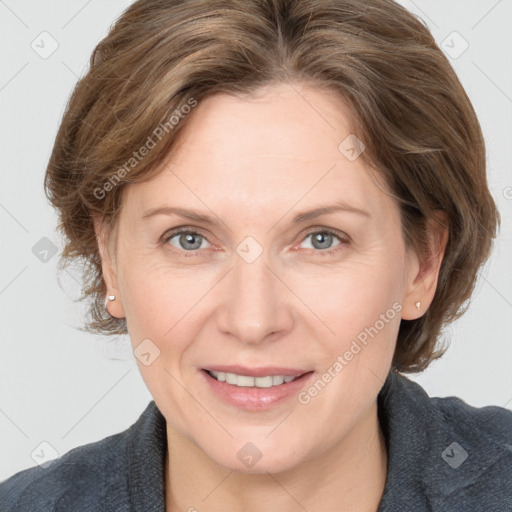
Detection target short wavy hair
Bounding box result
[44,0,499,373]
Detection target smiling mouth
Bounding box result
[204,369,310,388]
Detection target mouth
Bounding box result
[200,366,314,410]
[204,369,302,388]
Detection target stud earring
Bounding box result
[415,301,421,311]
[104,294,116,309]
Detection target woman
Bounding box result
[1,0,511,510]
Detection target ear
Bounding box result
[402,211,449,320]
[93,215,125,319]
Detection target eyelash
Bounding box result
[161,227,349,257]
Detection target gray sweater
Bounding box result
[1,371,511,511]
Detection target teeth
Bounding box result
[209,371,299,388]
[237,375,256,387]
[226,373,237,385]
[255,376,273,388]
[272,375,284,385]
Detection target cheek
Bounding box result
[287,250,406,392]
[118,251,211,333]
[291,251,406,331]
[117,261,207,418]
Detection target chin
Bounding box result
[203,437,309,475]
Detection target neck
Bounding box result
[165,401,387,512]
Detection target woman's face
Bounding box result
[97,82,425,473]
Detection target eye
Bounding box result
[161,227,348,255]
[164,230,211,251]
[298,229,347,253]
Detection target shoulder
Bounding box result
[428,388,512,509]
[430,392,512,448]
[382,370,512,446]
[0,401,163,512]
[0,428,131,512]
[378,372,512,511]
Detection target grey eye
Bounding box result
[301,231,341,250]
[168,232,208,250]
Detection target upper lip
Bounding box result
[203,365,311,377]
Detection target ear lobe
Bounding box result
[93,215,125,318]
[402,211,449,320]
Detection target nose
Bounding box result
[216,249,294,345]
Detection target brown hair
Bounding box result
[44,0,499,373]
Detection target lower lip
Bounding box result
[201,370,314,410]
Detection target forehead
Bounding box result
[122,82,392,222]
[168,82,353,170]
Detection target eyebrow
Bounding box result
[291,202,371,223]
[141,201,371,225]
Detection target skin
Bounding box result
[94,82,448,512]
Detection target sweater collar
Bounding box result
[128,399,167,512]
[376,370,508,510]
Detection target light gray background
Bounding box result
[1,0,511,481]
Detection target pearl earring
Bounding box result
[104,294,116,309]
[415,301,421,311]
